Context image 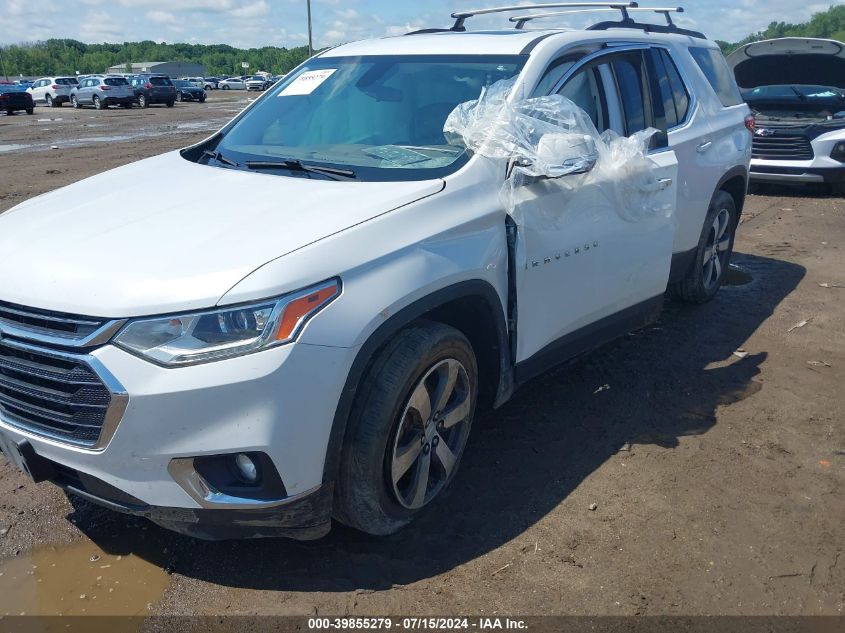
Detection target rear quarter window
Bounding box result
[689,47,742,107]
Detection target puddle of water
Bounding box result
[0,539,168,617]
[0,144,31,153]
[724,264,753,286]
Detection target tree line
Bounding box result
[716,4,845,55]
[1,4,845,78]
[0,40,313,78]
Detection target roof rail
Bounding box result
[450,2,638,31]
[587,17,704,39]
[510,6,682,29]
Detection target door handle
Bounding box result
[696,140,712,153]
[656,177,673,191]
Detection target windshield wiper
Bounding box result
[203,149,239,168]
[244,159,356,180]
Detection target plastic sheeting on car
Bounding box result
[443,77,671,226]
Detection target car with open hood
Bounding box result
[728,37,845,191]
[0,2,750,541]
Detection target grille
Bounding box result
[0,340,113,446]
[752,134,814,161]
[0,300,108,343]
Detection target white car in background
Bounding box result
[27,77,78,107]
[218,77,246,90]
[728,37,845,192]
[181,77,204,89]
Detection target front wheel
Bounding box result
[222,84,230,90]
[334,322,478,535]
[674,190,737,303]
[71,95,80,109]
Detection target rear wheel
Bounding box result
[26,107,33,115]
[138,94,148,108]
[45,94,53,107]
[674,190,737,303]
[166,100,174,108]
[93,95,103,110]
[122,101,132,109]
[334,322,477,535]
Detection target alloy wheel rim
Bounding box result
[702,208,731,291]
[389,358,472,510]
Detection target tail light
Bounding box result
[51,84,61,89]
[144,83,153,89]
[99,85,111,91]
[744,114,756,134]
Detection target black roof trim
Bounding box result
[587,19,705,39]
[405,27,466,35]
[520,32,562,54]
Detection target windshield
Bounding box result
[743,84,845,102]
[211,54,525,182]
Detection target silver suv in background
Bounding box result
[70,76,135,109]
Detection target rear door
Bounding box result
[29,80,45,103]
[513,47,678,365]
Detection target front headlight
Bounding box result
[113,279,340,366]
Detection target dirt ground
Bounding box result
[0,95,842,621]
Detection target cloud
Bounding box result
[231,1,270,18]
[78,10,126,43]
[147,10,177,24]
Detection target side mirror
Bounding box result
[536,132,598,177]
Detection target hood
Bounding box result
[0,151,443,317]
[727,38,845,89]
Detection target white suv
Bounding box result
[27,76,79,107]
[0,4,751,541]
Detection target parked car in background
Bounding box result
[218,77,246,90]
[245,75,270,91]
[173,79,207,103]
[70,76,135,109]
[15,80,34,89]
[728,37,845,193]
[181,77,204,89]
[0,83,34,115]
[27,77,78,107]
[129,74,177,108]
[203,77,221,90]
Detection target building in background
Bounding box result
[105,61,205,77]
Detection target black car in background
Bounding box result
[0,83,34,115]
[129,74,177,108]
[173,80,207,103]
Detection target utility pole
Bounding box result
[0,46,8,82]
[307,0,313,57]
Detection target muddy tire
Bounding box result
[45,94,53,107]
[93,95,103,110]
[71,95,79,109]
[138,94,147,108]
[334,322,478,536]
[674,190,737,304]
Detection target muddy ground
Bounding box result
[0,95,842,622]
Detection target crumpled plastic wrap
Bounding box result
[443,77,670,225]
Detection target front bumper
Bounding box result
[0,340,358,537]
[750,128,845,184]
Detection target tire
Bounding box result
[334,322,478,536]
[178,91,185,102]
[166,100,174,108]
[45,94,53,107]
[138,94,148,108]
[674,190,737,304]
[829,182,845,196]
[222,84,230,90]
[71,95,80,109]
[5,110,13,116]
[26,107,33,115]
[122,101,132,109]
[93,95,103,110]
[199,95,206,103]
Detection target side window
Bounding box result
[610,54,648,135]
[689,46,742,107]
[556,65,609,133]
[646,49,676,128]
[661,50,690,124]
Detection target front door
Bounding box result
[513,49,678,366]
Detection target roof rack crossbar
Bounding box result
[510,6,683,29]
[450,2,638,31]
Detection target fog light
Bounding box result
[234,453,259,483]
[831,142,845,162]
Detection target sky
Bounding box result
[1,0,843,49]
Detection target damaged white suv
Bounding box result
[0,4,751,540]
